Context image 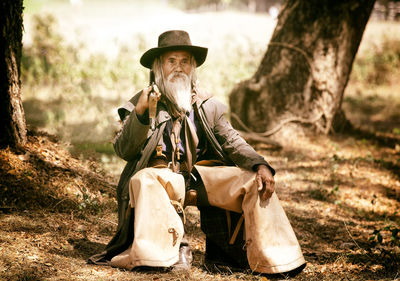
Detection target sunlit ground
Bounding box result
[1,127,399,280]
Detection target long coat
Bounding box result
[90,92,274,263]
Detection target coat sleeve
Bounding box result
[113,93,150,161]
[207,98,275,174]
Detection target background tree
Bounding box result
[229,0,376,139]
[0,0,26,149]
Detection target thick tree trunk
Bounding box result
[0,0,27,148]
[229,0,375,138]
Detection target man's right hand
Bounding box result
[136,86,161,116]
[135,86,152,115]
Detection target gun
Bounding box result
[148,70,160,131]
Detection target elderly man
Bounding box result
[89,30,305,274]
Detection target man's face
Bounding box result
[158,50,193,112]
[161,50,192,81]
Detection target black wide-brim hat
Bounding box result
[140,30,208,69]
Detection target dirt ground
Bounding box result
[1,126,399,281]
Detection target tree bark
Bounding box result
[229,0,376,138]
[0,0,27,148]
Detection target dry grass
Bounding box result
[1,128,399,280]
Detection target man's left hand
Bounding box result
[255,165,275,200]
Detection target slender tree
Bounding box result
[0,0,27,148]
[229,0,376,139]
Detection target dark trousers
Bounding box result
[190,168,249,269]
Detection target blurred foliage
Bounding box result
[169,0,281,11]
[21,14,263,166]
[22,14,78,85]
[21,14,148,146]
[170,0,237,10]
[343,34,400,134]
[351,37,400,85]
[22,14,400,164]
[374,0,400,21]
[22,15,149,89]
[198,33,263,103]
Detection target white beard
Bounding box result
[163,72,192,113]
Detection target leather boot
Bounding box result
[171,243,193,271]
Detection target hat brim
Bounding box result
[140,45,208,69]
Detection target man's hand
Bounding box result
[136,85,160,115]
[135,86,152,115]
[255,165,275,200]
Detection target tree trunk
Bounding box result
[229,0,375,138]
[0,0,27,148]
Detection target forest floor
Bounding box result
[0,126,399,281]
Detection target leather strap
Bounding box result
[229,213,244,245]
[170,112,198,173]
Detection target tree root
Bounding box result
[230,111,324,138]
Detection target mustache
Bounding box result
[168,72,189,81]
